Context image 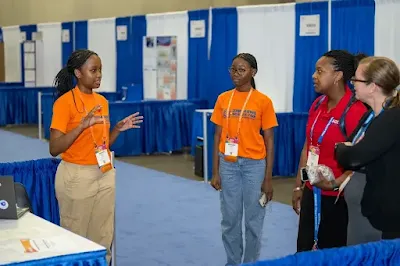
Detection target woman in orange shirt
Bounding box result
[49,49,143,265]
[210,53,278,265]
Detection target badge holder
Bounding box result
[224,137,238,162]
[95,143,112,173]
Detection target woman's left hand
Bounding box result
[115,112,144,132]
[262,178,273,202]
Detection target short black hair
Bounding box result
[233,53,258,89]
[323,50,368,83]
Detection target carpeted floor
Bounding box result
[0,129,298,265]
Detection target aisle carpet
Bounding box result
[0,129,298,266]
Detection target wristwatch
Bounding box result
[330,180,339,191]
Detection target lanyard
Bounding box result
[310,111,335,146]
[225,89,253,138]
[312,186,321,250]
[76,88,108,147]
[309,111,334,250]
[352,108,383,145]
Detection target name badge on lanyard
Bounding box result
[77,89,112,173]
[224,89,253,162]
[307,112,334,168]
[308,111,334,251]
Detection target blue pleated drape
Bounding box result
[19,24,37,85]
[61,22,74,67]
[243,239,400,266]
[293,2,328,113]
[116,16,133,93]
[0,27,3,42]
[208,7,238,108]
[187,9,210,101]
[331,0,375,56]
[0,158,61,225]
[74,21,88,50]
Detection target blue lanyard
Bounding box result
[313,186,321,249]
[352,109,382,145]
[310,113,334,250]
[310,112,335,145]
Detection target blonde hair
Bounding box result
[359,56,400,109]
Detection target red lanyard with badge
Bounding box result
[224,89,253,162]
[308,111,334,250]
[77,89,112,173]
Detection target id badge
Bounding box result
[307,146,320,167]
[224,138,238,157]
[95,144,111,167]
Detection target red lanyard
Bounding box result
[76,88,108,147]
[225,89,253,138]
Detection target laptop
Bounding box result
[0,176,30,219]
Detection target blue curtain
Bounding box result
[74,21,88,50]
[243,239,400,266]
[61,22,74,67]
[0,158,61,225]
[116,17,132,93]
[0,27,3,42]
[208,7,238,108]
[293,2,328,113]
[187,9,210,101]
[331,0,375,56]
[19,25,38,85]
[131,16,147,86]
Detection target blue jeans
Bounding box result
[219,153,266,266]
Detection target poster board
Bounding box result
[143,36,177,100]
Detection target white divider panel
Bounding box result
[374,0,400,65]
[146,11,189,100]
[88,18,116,92]
[237,4,296,112]
[2,26,22,82]
[36,23,62,86]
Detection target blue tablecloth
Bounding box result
[0,87,121,126]
[41,94,207,156]
[191,112,309,179]
[0,87,54,126]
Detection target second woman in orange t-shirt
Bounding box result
[210,53,278,266]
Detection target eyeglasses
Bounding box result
[228,67,246,75]
[350,78,369,85]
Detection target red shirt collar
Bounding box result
[319,87,353,119]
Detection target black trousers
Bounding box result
[297,186,348,252]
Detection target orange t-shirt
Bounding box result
[211,89,278,160]
[50,87,110,165]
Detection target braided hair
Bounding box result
[53,49,98,98]
[323,50,367,84]
[233,53,258,89]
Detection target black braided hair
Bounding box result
[53,49,98,98]
[233,53,258,89]
[323,50,368,83]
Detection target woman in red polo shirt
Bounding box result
[292,50,368,251]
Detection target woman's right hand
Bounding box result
[292,188,303,215]
[80,105,103,129]
[211,174,222,191]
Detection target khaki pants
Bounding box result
[55,160,115,265]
